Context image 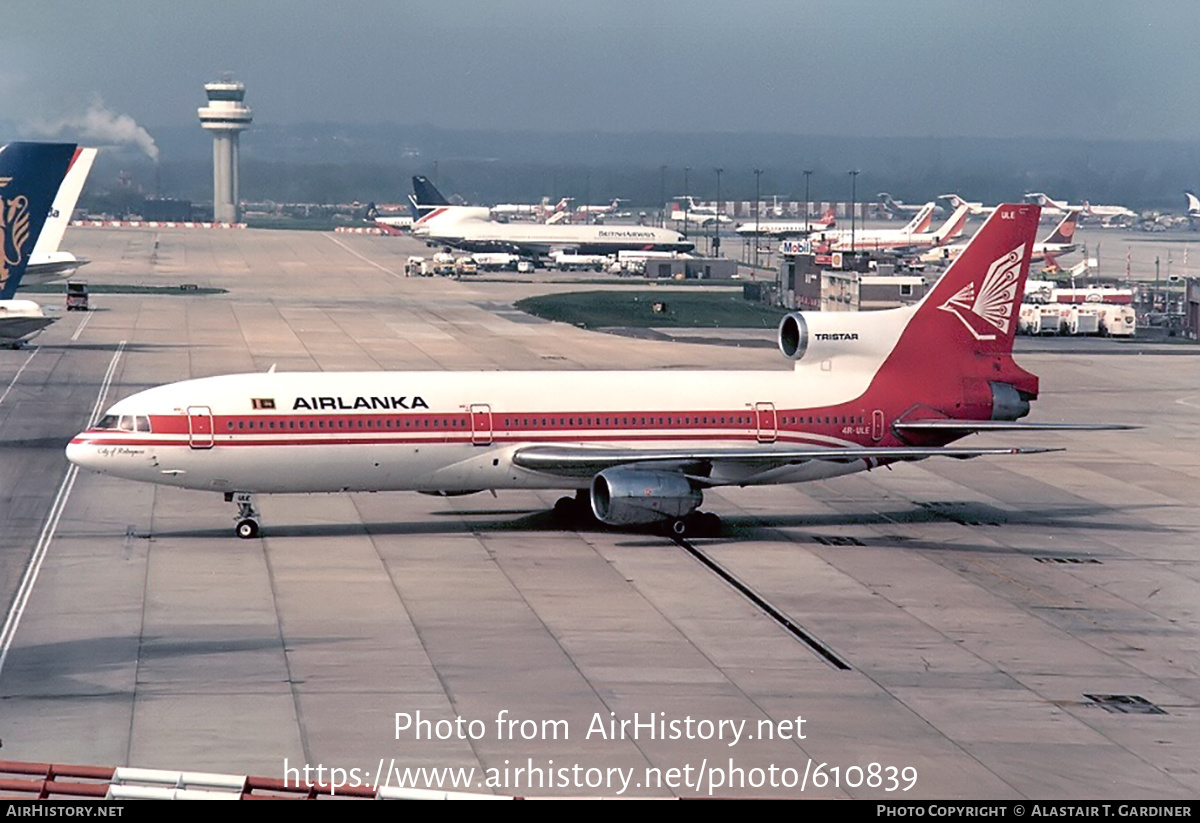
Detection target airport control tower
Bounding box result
[197,76,252,223]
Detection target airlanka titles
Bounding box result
[292,395,429,411]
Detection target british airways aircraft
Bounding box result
[408,177,692,258]
[67,203,1124,539]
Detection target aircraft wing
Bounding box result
[511,443,1059,483]
[0,315,57,344]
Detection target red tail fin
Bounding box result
[1043,210,1079,245]
[869,204,1042,420]
[916,204,1038,353]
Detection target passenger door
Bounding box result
[187,406,214,449]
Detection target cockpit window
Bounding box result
[93,414,151,432]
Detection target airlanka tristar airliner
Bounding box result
[67,203,1126,540]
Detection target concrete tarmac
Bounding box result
[0,226,1195,798]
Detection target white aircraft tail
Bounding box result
[932,204,971,243]
[901,202,936,234]
[31,147,97,258]
[1042,210,1080,245]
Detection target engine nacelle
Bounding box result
[777,312,810,360]
[989,381,1031,421]
[590,469,702,526]
[777,311,872,362]
[961,380,1032,421]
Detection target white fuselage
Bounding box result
[1026,194,1135,223]
[66,306,915,497]
[932,238,1076,266]
[414,207,692,255]
[735,219,832,237]
[811,227,941,252]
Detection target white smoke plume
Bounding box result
[26,99,159,162]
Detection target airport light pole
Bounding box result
[848,169,860,254]
[714,167,723,258]
[659,165,667,227]
[803,169,813,234]
[753,168,762,269]
[683,166,691,239]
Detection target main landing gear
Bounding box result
[552,490,722,536]
[226,491,261,539]
[553,489,593,524]
[666,511,722,538]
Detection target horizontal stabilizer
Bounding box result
[894,421,1138,433]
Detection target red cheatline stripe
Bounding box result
[83,411,869,440]
[71,431,852,449]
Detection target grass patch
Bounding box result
[516,290,787,329]
[20,284,228,296]
[244,216,346,231]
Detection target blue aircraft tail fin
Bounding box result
[411,176,450,207]
[0,142,77,300]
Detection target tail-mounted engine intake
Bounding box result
[777,311,870,363]
[988,381,1031,421]
[590,468,702,526]
[778,312,810,361]
[961,380,1033,421]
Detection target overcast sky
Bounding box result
[5,1,1198,142]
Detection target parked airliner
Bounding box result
[809,202,965,252]
[493,197,572,221]
[940,193,995,216]
[919,209,1079,267]
[410,177,691,258]
[1025,192,1136,225]
[878,193,943,218]
[0,142,78,346]
[734,206,836,238]
[669,197,732,226]
[67,203,1130,539]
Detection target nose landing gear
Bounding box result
[226,492,261,539]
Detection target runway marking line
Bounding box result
[0,341,126,678]
[70,312,94,342]
[324,233,403,279]
[0,349,38,408]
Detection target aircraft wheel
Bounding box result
[698,512,722,536]
[555,493,595,524]
[236,519,260,540]
[553,496,581,522]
